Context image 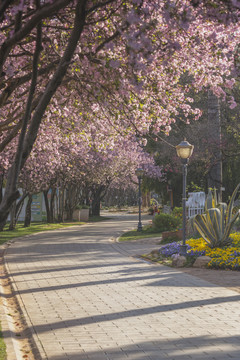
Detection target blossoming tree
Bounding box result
[0,0,240,225]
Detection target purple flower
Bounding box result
[159,242,205,258]
[159,242,191,257]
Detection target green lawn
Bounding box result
[119,226,162,242]
[0,323,6,360]
[0,221,86,246]
[88,215,112,222]
[0,216,112,246]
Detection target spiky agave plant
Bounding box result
[193,184,240,248]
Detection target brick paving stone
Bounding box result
[3,213,240,359]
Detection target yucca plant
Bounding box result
[193,184,240,248]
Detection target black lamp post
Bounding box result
[135,168,144,232]
[176,140,194,256]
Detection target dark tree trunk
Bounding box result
[24,194,33,227]
[9,201,17,231]
[65,186,75,221]
[91,185,108,216]
[64,185,83,221]
[57,187,65,222]
[43,188,56,223]
[16,192,28,220]
[43,190,51,223]
[7,191,29,230]
[0,173,3,204]
[50,188,56,222]
[92,198,101,216]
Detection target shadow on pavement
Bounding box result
[37,335,240,360]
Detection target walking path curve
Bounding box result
[2,212,240,360]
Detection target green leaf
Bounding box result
[226,183,240,225]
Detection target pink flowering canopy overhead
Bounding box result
[0,0,240,145]
[0,0,239,219]
[16,114,163,194]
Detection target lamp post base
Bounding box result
[179,244,187,256]
[137,223,142,232]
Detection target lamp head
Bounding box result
[176,139,194,160]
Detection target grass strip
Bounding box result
[0,216,113,246]
[119,227,162,242]
[0,320,6,360]
[0,222,86,246]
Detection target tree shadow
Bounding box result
[35,335,240,360]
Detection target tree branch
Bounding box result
[0,0,72,74]
[0,60,59,108]
[0,121,23,152]
[0,0,15,23]
[21,0,87,168]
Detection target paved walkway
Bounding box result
[2,213,240,360]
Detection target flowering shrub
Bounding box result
[172,207,183,219]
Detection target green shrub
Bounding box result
[153,213,181,232]
[75,204,90,210]
[172,207,183,219]
[148,207,154,215]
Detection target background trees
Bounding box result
[149,82,240,207]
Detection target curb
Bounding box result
[0,241,25,360]
[0,241,45,360]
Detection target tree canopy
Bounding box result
[0,0,240,223]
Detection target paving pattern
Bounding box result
[3,213,240,360]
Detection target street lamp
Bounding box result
[176,139,194,256]
[135,168,144,231]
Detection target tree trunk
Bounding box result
[92,198,101,216]
[8,190,29,230]
[64,185,82,221]
[9,201,17,231]
[15,192,28,222]
[43,190,51,223]
[57,187,65,222]
[0,173,3,204]
[24,194,33,227]
[43,188,56,223]
[50,188,56,223]
[65,186,75,221]
[91,185,107,216]
[207,90,222,200]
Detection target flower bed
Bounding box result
[186,233,240,270]
[144,232,240,270]
[158,241,206,267]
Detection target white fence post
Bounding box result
[186,192,205,218]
